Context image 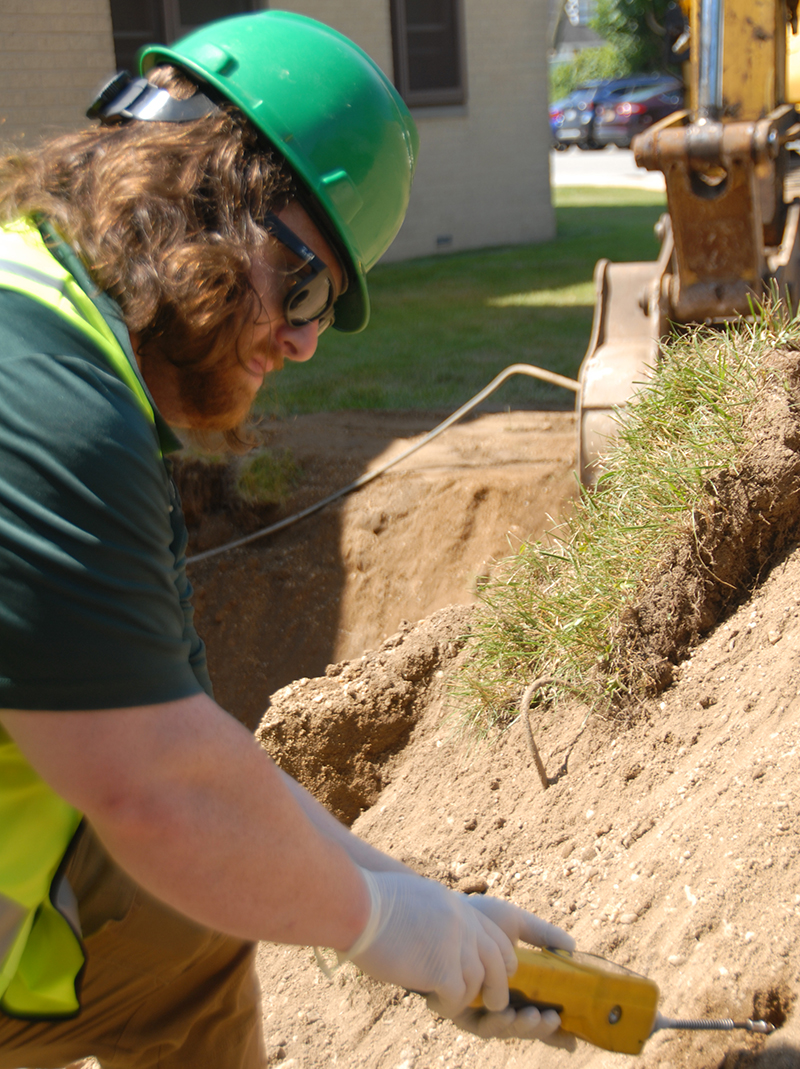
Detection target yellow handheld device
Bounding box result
[500,947,659,1054]
[472,947,776,1054]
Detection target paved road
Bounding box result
[550,144,665,191]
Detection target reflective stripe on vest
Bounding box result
[0,730,84,1018]
[0,221,155,1018]
[0,220,154,424]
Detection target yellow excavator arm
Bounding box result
[578,0,800,482]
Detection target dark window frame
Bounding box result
[390,0,467,108]
[166,0,260,43]
[109,0,261,74]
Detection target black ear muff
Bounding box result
[87,72,219,124]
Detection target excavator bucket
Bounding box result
[576,258,664,484]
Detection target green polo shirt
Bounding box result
[0,224,211,710]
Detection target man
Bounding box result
[0,12,573,1068]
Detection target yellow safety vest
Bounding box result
[0,220,156,1018]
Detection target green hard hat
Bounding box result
[140,11,419,333]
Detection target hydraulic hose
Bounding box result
[186,362,579,566]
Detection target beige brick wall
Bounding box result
[275,0,554,261]
[0,0,116,148]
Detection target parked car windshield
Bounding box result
[615,83,683,105]
[569,87,602,106]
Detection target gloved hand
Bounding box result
[426,892,576,1044]
[343,868,519,1018]
[464,893,575,954]
[444,1004,577,1048]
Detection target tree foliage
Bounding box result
[549,0,686,101]
[591,0,684,75]
[549,45,624,102]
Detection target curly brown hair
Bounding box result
[0,66,295,444]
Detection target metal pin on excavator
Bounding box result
[475,946,775,1055]
[578,0,800,483]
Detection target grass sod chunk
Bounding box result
[460,300,800,736]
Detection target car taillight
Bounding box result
[617,102,647,116]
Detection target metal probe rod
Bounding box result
[654,1013,775,1035]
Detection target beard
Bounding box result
[172,356,259,432]
[138,345,261,436]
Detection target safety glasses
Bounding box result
[263,213,341,332]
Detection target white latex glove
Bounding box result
[343,869,518,1018]
[428,893,576,1045]
[446,1004,576,1048]
[464,893,575,954]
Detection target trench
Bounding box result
[178,409,578,729]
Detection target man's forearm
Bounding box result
[276,767,413,876]
[1,697,370,950]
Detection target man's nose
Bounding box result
[274,320,319,363]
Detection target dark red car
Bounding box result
[593,80,684,148]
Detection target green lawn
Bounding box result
[257,186,667,416]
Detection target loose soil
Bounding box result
[181,396,800,1069]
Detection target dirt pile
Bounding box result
[257,605,473,824]
[184,385,800,1068]
[253,540,800,1069]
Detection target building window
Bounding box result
[390,0,466,108]
[109,0,259,74]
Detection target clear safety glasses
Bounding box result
[263,213,341,332]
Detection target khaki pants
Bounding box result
[0,828,264,1069]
